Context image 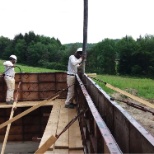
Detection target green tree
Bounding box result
[0,36,11,58]
[87,39,116,74]
[117,36,137,75]
[134,35,154,76]
[14,39,27,63]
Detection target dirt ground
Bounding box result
[111,90,154,137]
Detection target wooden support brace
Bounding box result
[1,101,17,154]
[35,135,57,154]
[0,94,59,129]
[1,81,21,154]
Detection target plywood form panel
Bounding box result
[21,91,39,101]
[0,127,6,134]
[22,116,41,125]
[8,126,23,134]
[38,73,56,82]
[0,105,52,142]
[0,135,23,141]
[55,73,67,82]
[39,91,56,100]
[19,83,39,91]
[38,83,55,91]
[16,73,38,82]
[23,125,42,133]
[114,108,129,152]
[56,83,67,91]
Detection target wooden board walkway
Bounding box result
[39,99,84,154]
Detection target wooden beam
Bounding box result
[106,83,154,109]
[35,135,57,154]
[86,73,97,78]
[0,100,54,108]
[0,94,59,129]
[54,104,69,149]
[39,100,62,150]
[1,81,21,154]
[1,101,17,154]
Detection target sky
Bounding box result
[0,0,154,44]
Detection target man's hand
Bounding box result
[81,54,86,60]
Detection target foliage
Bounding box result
[0,32,154,78]
[87,39,116,74]
[116,36,137,75]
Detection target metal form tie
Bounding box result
[55,108,88,138]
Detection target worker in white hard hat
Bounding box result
[65,47,84,109]
[3,55,17,104]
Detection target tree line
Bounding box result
[0,31,154,78]
[87,35,154,78]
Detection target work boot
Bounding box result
[70,102,77,107]
[6,100,13,104]
[10,100,14,104]
[65,104,75,109]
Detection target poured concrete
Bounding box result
[0,141,39,153]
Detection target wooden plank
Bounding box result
[54,149,69,154]
[44,149,69,154]
[1,82,21,154]
[69,150,84,154]
[0,100,54,108]
[86,73,97,77]
[44,151,54,154]
[54,103,69,149]
[35,135,57,154]
[68,109,83,150]
[0,94,59,129]
[39,100,62,150]
[106,83,154,109]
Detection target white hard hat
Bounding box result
[77,48,83,52]
[10,55,17,60]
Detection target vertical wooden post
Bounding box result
[1,82,21,154]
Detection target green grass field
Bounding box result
[0,60,64,73]
[0,60,153,100]
[95,75,154,100]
